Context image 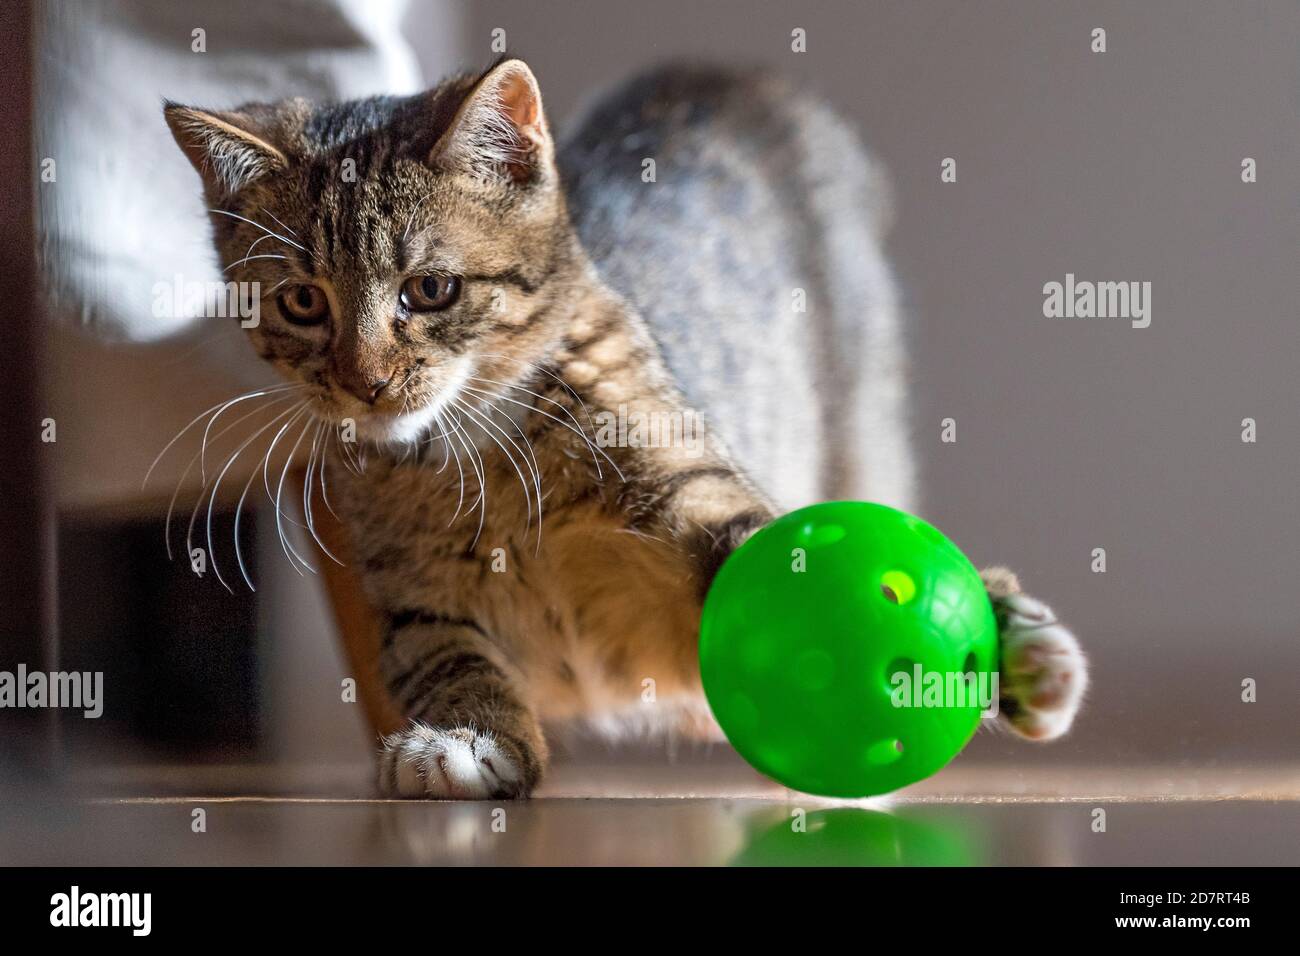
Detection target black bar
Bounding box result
[0,866,1290,939]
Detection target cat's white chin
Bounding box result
[366,400,443,446]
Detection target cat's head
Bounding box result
[165,59,579,442]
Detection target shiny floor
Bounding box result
[4,761,1297,866]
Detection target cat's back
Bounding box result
[561,66,894,255]
[560,65,912,512]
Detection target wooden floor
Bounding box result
[3,760,1296,866]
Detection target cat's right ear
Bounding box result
[163,101,288,197]
[429,59,554,186]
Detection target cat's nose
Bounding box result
[337,371,392,405]
[356,376,390,405]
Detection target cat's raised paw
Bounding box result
[379,723,528,799]
[993,592,1088,741]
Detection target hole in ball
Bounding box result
[880,570,916,605]
[866,738,905,766]
[885,657,915,692]
[963,651,978,674]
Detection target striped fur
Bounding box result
[166,59,1086,798]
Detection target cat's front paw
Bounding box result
[379,723,532,799]
[991,590,1088,741]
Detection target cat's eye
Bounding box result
[400,274,461,312]
[278,284,330,326]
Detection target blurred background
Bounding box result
[6,0,1298,805]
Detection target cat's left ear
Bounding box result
[430,59,553,186]
[163,102,288,197]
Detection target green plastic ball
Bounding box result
[699,501,999,797]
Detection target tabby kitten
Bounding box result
[165,59,1087,798]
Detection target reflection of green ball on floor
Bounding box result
[700,501,998,797]
[731,807,977,867]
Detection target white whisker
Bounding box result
[454,396,544,554]
[223,253,289,273]
[475,351,605,466]
[334,422,362,476]
[432,416,453,474]
[163,392,301,561]
[462,382,624,482]
[191,400,309,592]
[144,383,300,490]
[302,420,345,566]
[208,208,307,252]
[434,408,467,524]
[233,403,313,589]
[262,402,314,515]
[260,208,300,238]
[273,415,320,576]
[401,190,438,244]
[470,368,599,471]
[199,385,305,484]
[446,409,485,543]
[319,428,341,520]
[241,232,276,263]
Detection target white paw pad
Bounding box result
[379,723,523,799]
[996,593,1088,740]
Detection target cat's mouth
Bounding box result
[319,355,474,446]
